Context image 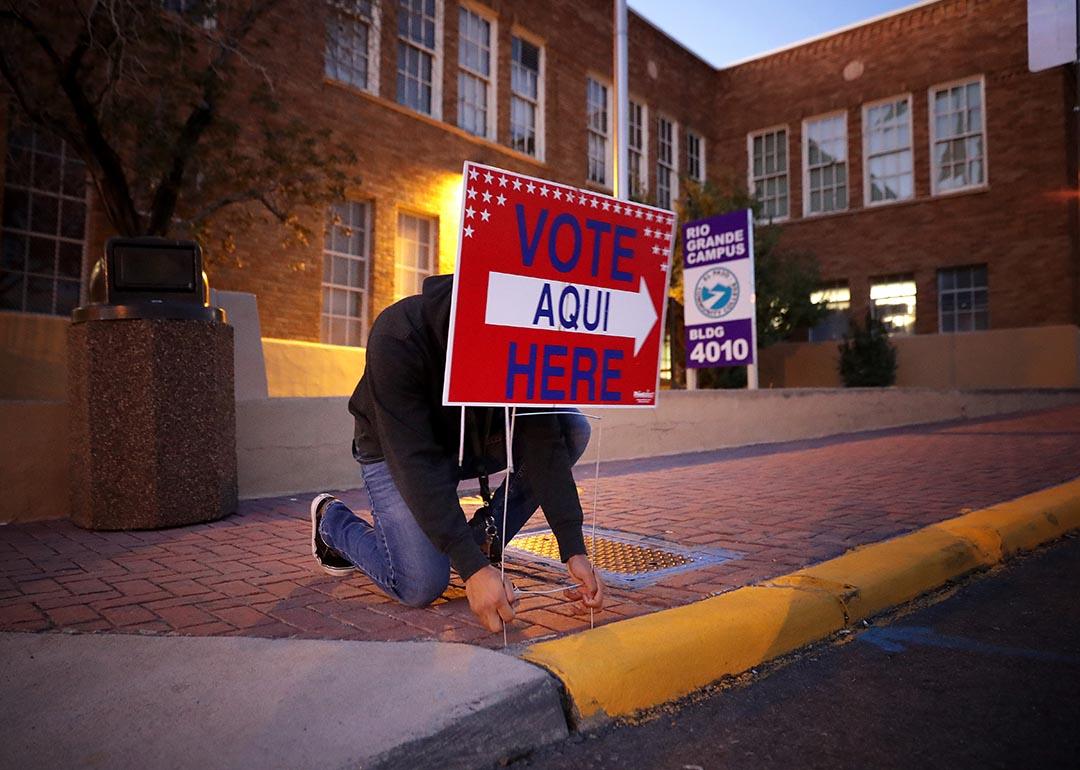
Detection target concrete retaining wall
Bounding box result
[0,312,67,401]
[261,339,366,398]
[239,387,1080,499]
[4,387,1080,522]
[0,401,69,524]
[573,388,1080,464]
[760,324,1080,389]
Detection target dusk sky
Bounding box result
[626,0,924,67]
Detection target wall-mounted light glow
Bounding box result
[434,172,464,274]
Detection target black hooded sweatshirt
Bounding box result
[349,274,587,581]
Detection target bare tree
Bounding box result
[0,0,357,264]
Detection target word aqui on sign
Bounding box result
[444,162,675,408]
[681,209,757,369]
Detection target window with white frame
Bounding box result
[326,1,379,93]
[397,0,440,116]
[864,96,913,204]
[808,283,851,342]
[396,212,436,299]
[586,77,610,186]
[628,100,646,198]
[938,265,988,333]
[457,6,494,138]
[870,276,917,335]
[804,114,848,215]
[749,127,788,220]
[686,130,705,183]
[1,119,87,316]
[931,78,986,194]
[656,116,677,210]
[322,201,371,347]
[510,35,542,157]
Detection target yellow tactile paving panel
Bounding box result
[509,532,691,576]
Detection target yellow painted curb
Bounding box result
[522,585,844,721]
[772,526,993,623]
[521,476,1080,723]
[935,478,1080,560]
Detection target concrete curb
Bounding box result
[521,477,1080,724]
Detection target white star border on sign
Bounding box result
[460,165,677,260]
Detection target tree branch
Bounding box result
[146,0,279,234]
[0,50,81,149]
[189,187,270,226]
[1,3,142,234]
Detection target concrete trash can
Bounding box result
[68,237,238,530]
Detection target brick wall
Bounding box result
[2,0,1075,343]
[712,0,1077,333]
[207,0,719,341]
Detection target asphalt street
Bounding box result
[515,534,1080,770]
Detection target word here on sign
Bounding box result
[444,162,675,408]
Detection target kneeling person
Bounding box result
[311,275,604,632]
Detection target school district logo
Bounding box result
[694,267,740,319]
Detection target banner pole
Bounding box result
[614,0,629,201]
[747,210,760,390]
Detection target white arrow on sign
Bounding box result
[484,271,658,356]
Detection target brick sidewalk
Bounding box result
[2,406,1079,648]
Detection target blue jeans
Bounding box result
[318,410,591,607]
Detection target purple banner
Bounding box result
[682,209,755,370]
[682,209,752,270]
[685,318,754,368]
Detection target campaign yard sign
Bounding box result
[443,161,675,408]
[682,209,757,369]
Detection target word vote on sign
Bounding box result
[443,162,675,408]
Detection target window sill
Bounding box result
[755,215,790,226]
[803,206,851,219]
[323,77,548,168]
[931,183,990,198]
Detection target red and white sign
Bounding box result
[443,162,675,408]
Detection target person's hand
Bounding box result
[465,565,517,632]
[564,554,605,610]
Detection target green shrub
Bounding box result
[838,311,897,387]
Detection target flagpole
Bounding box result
[614,0,629,202]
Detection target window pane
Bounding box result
[3,189,29,230]
[395,213,436,300]
[0,270,24,309]
[25,274,53,313]
[805,115,847,213]
[59,200,85,239]
[397,1,436,115]
[55,279,79,315]
[321,200,371,346]
[57,241,82,279]
[870,278,916,335]
[1,233,26,270]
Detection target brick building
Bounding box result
[2,0,1077,367]
[715,0,1079,341]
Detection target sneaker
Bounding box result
[310,494,356,576]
